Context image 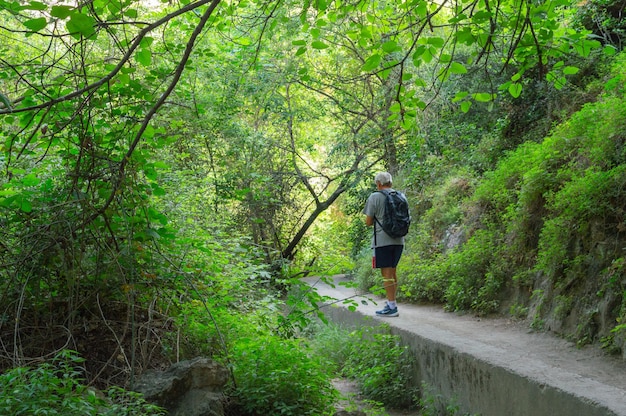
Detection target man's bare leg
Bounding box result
[381,267,397,305]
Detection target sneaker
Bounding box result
[375,303,399,317]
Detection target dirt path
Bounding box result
[332,378,420,416]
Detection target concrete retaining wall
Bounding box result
[322,304,624,416]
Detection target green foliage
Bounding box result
[101,387,166,416]
[0,350,165,416]
[228,335,338,416]
[574,0,626,49]
[305,321,354,375]
[0,350,100,415]
[419,382,479,416]
[397,172,477,305]
[303,206,356,275]
[342,326,418,409]
[434,62,626,336]
[399,252,450,303]
[351,246,383,296]
[307,322,417,410]
[444,229,505,314]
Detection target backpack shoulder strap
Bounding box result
[373,189,389,228]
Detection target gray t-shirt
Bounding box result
[363,189,405,248]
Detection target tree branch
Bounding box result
[0,0,216,115]
[80,0,222,228]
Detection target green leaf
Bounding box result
[449,62,467,74]
[24,1,46,10]
[21,174,40,186]
[471,10,492,22]
[472,92,495,102]
[144,167,157,180]
[508,83,522,98]
[295,46,307,56]
[563,66,579,75]
[151,184,166,196]
[135,49,152,66]
[452,91,469,103]
[311,40,328,49]
[603,45,617,56]
[455,27,474,45]
[428,37,445,47]
[415,0,427,16]
[140,37,154,47]
[23,17,47,32]
[574,39,600,58]
[362,54,381,71]
[461,101,471,113]
[51,5,73,18]
[381,40,399,53]
[66,12,96,38]
[414,77,426,87]
[292,39,306,46]
[315,0,327,11]
[20,198,32,213]
[422,49,433,63]
[124,8,137,18]
[143,124,155,139]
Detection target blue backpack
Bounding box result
[375,189,411,238]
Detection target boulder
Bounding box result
[134,357,229,416]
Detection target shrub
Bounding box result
[399,253,450,303]
[342,325,418,409]
[444,229,504,314]
[228,335,337,416]
[306,321,351,371]
[0,350,165,415]
[351,245,383,296]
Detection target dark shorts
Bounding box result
[373,245,404,268]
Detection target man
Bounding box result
[363,171,405,317]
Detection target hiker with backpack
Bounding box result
[363,171,411,317]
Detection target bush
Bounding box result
[444,229,505,314]
[342,325,418,409]
[0,350,165,415]
[351,245,383,296]
[309,322,418,408]
[228,335,337,416]
[399,253,450,303]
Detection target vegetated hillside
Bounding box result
[391,53,626,358]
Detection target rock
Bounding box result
[134,357,229,416]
